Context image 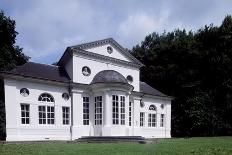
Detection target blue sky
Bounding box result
[1,0,232,64]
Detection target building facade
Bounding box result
[2,38,172,141]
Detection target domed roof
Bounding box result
[91,70,128,84]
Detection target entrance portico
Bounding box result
[91,70,133,136]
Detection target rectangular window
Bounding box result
[83,97,89,125]
[140,112,144,127]
[120,96,125,125]
[21,104,30,124]
[38,106,54,124]
[39,106,46,124]
[112,95,125,125]
[129,102,132,126]
[62,107,70,125]
[148,114,156,127]
[112,95,119,125]
[47,106,55,124]
[160,114,165,127]
[95,96,102,125]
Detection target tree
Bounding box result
[0,10,29,139]
[131,15,232,137]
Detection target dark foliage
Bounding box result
[0,11,29,140]
[131,15,232,137]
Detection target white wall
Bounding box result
[4,78,171,141]
[132,96,171,138]
[4,79,71,141]
[71,90,95,139]
[72,56,140,91]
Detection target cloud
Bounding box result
[11,0,96,59]
[6,0,112,62]
[1,0,232,63]
[117,11,169,46]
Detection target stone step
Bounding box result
[76,136,150,144]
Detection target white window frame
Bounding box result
[21,104,30,124]
[62,107,70,125]
[112,95,119,125]
[129,102,132,126]
[112,95,125,125]
[47,106,55,124]
[148,113,156,127]
[38,93,54,102]
[95,96,102,125]
[38,105,55,125]
[140,112,145,127]
[160,114,165,127]
[38,106,46,124]
[83,97,89,125]
[120,96,125,125]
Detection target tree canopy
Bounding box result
[0,11,29,139]
[131,15,232,137]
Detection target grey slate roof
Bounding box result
[2,62,168,97]
[91,70,128,84]
[4,62,70,83]
[139,82,167,97]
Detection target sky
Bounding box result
[1,0,232,64]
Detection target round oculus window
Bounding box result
[126,75,133,83]
[82,66,91,76]
[107,46,113,54]
[62,93,69,101]
[20,88,29,97]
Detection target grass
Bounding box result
[0,137,232,155]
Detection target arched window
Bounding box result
[38,93,54,102]
[149,104,157,111]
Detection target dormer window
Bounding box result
[107,46,113,54]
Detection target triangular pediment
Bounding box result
[71,38,143,66]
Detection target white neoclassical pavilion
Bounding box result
[1,38,172,141]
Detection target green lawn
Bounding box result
[0,137,232,155]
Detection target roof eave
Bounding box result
[0,72,70,85]
[132,91,174,100]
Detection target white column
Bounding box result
[71,90,83,139]
[104,91,111,126]
[165,100,171,138]
[102,90,112,136]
